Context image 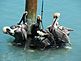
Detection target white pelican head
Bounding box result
[3,26,11,34]
[53,12,60,19]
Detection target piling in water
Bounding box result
[25,0,37,24]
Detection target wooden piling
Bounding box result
[25,0,37,24]
[25,0,37,34]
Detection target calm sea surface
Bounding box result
[0,0,81,61]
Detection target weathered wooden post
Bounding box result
[25,0,37,24]
[24,0,37,49]
[25,0,37,34]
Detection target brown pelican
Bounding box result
[3,24,28,46]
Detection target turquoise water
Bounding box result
[0,0,81,61]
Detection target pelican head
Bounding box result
[53,12,60,19]
[3,26,11,34]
